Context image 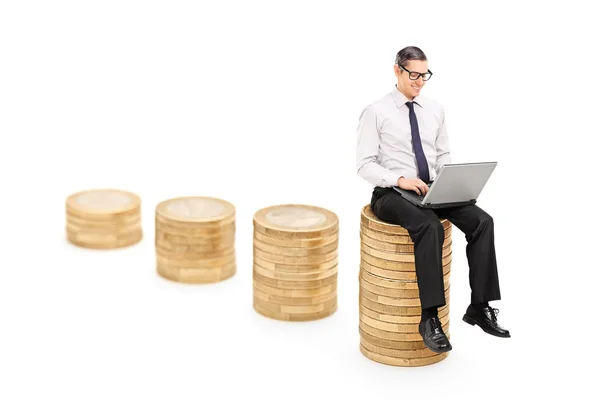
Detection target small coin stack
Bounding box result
[359,205,453,367]
[155,196,236,284]
[66,189,143,249]
[252,204,339,321]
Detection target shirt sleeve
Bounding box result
[435,107,452,175]
[356,105,403,187]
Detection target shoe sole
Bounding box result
[462,314,511,338]
[423,342,452,354]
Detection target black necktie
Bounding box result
[406,101,430,183]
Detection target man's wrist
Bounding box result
[396,176,405,186]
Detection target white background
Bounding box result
[1,0,598,398]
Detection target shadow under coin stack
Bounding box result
[155,196,236,283]
[252,204,339,321]
[65,189,143,249]
[358,205,453,367]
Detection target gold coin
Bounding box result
[155,196,235,225]
[253,302,337,322]
[253,286,337,306]
[67,229,142,249]
[156,242,234,259]
[155,249,235,268]
[253,246,337,265]
[253,255,338,272]
[359,287,450,307]
[360,225,451,244]
[155,214,235,231]
[253,280,337,298]
[156,262,236,284]
[360,251,452,272]
[360,233,451,253]
[359,268,451,291]
[360,241,452,263]
[155,230,235,245]
[66,189,141,218]
[359,296,449,316]
[360,233,416,253]
[359,258,451,280]
[360,226,414,244]
[359,281,418,299]
[253,263,338,281]
[66,212,141,227]
[359,280,451,301]
[253,270,337,290]
[66,220,141,236]
[155,238,234,254]
[253,238,338,257]
[359,328,432,350]
[253,296,337,315]
[253,204,338,238]
[155,215,235,230]
[359,304,450,325]
[253,231,338,248]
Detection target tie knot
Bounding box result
[406,101,414,109]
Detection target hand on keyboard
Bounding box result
[397,177,430,196]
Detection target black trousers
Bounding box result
[370,187,501,309]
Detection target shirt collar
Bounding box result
[392,84,423,109]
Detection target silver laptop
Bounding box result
[393,162,497,209]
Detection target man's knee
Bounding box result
[471,209,494,236]
[477,210,494,227]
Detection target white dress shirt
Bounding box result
[356,85,452,188]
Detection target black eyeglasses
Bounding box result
[398,65,433,81]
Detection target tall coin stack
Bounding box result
[66,189,143,249]
[252,204,339,321]
[358,205,453,367]
[155,196,236,284]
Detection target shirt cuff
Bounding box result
[381,172,403,188]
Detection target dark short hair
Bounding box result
[395,46,427,67]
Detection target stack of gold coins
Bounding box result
[155,196,236,284]
[66,189,143,249]
[358,205,453,367]
[252,204,339,321]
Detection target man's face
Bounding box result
[395,60,429,99]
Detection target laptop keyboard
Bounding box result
[403,184,431,201]
[406,191,425,201]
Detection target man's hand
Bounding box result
[397,177,429,195]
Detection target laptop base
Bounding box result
[394,187,476,209]
[417,199,476,209]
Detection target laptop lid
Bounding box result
[421,162,497,205]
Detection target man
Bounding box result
[355,46,510,353]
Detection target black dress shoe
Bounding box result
[418,316,452,353]
[463,306,511,338]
